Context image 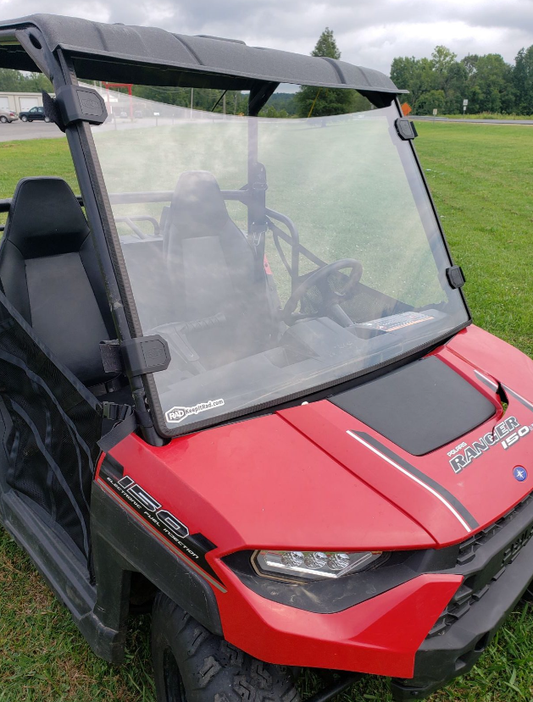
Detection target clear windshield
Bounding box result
[91,89,469,435]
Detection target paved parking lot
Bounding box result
[0,116,187,141]
[0,120,64,141]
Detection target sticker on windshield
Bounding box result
[165,399,225,424]
[359,311,434,332]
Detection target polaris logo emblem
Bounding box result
[448,416,533,473]
[165,399,225,424]
[513,466,528,482]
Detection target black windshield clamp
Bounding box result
[395,118,418,140]
[446,265,466,289]
[43,85,108,131]
[101,401,132,422]
[100,335,171,377]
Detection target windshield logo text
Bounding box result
[166,398,225,424]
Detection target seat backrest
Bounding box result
[0,177,115,386]
[164,171,274,364]
[166,171,257,321]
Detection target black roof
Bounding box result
[0,14,403,94]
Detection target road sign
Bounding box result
[463,99,469,106]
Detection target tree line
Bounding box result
[0,68,52,93]
[392,45,533,115]
[2,29,532,117]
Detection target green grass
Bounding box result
[442,113,533,121]
[415,122,533,357]
[1,122,533,700]
[0,137,77,229]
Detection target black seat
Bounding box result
[164,171,277,367]
[0,177,116,387]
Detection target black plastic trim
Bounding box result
[91,474,223,636]
[395,118,418,140]
[0,16,405,94]
[121,335,171,376]
[0,488,125,663]
[446,265,465,289]
[391,494,533,700]
[55,84,108,127]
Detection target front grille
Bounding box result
[428,491,533,638]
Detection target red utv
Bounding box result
[0,13,532,702]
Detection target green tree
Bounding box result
[474,54,514,112]
[432,45,458,94]
[391,46,519,116]
[462,54,479,78]
[514,46,533,114]
[443,61,468,113]
[0,69,52,93]
[311,27,341,60]
[295,28,356,118]
[416,89,445,114]
[390,56,436,110]
[460,53,515,113]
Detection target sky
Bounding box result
[2,0,533,76]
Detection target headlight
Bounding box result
[252,549,384,581]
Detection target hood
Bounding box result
[279,325,533,546]
[109,324,533,555]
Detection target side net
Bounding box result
[0,292,102,557]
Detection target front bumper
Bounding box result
[392,492,533,700]
[216,494,533,693]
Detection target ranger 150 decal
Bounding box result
[449,416,533,473]
[101,470,221,582]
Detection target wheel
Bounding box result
[0,116,6,123]
[44,116,50,123]
[20,115,27,122]
[152,593,300,702]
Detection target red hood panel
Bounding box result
[280,325,533,546]
[109,412,435,556]
[109,325,533,554]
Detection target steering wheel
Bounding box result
[282,258,363,325]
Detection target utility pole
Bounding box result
[190,87,194,118]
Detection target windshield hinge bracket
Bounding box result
[100,336,171,377]
[42,86,108,132]
[395,118,418,140]
[446,265,466,289]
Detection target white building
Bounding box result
[0,91,44,113]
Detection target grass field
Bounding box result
[1,121,533,701]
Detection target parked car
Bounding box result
[18,105,50,122]
[0,107,17,123]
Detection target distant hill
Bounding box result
[266,93,297,115]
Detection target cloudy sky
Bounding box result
[2,0,533,75]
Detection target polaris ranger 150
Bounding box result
[0,13,531,702]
